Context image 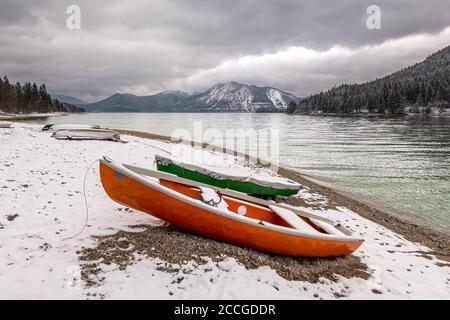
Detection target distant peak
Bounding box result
[215,81,243,87]
[159,90,188,96]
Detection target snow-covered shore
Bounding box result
[0,123,449,299]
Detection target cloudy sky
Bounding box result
[1,0,450,101]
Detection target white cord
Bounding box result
[63,159,99,240]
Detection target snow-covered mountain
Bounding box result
[83,82,300,112]
[182,82,300,112]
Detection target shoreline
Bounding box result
[0,112,66,121]
[115,128,450,262]
[286,109,450,117]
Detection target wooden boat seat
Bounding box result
[310,218,348,237]
[269,205,319,234]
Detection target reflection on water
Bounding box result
[26,113,450,229]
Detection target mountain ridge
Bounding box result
[82,82,301,113]
[50,94,87,105]
[182,82,300,112]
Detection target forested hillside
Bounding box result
[0,76,70,114]
[288,46,450,114]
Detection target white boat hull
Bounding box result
[52,129,122,141]
[0,122,12,128]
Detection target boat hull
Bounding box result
[100,162,362,257]
[52,129,121,141]
[156,159,299,197]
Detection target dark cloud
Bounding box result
[0,0,38,25]
[0,0,449,100]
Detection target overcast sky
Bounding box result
[1,0,450,101]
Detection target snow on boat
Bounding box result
[52,129,123,142]
[100,157,363,257]
[0,121,12,128]
[155,155,302,197]
[42,124,100,131]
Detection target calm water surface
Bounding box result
[26,113,450,229]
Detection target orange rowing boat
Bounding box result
[99,157,364,257]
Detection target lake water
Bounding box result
[25,113,450,230]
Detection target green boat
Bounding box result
[155,155,302,197]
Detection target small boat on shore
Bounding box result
[155,155,302,197]
[42,124,100,131]
[0,121,12,128]
[100,157,363,257]
[52,129,124,142]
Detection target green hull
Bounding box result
[42,124,55,131]
[156,160,299,197]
